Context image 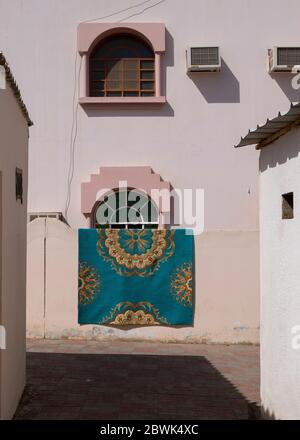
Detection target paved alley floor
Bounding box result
[14,340,260,420]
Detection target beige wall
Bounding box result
[27,218,259,344]
[0,81,28,419]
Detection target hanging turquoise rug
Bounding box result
[78,229,194,326]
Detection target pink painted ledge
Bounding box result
[79,96,166,105]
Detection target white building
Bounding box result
[0,53,32,419]
[236,103,300,420]
[1,0,300,343]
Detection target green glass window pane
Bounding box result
[124,69,139,80]
[93,190,158,226]
[106,80,122,91]
[105,61,120,71]
[106,91,122,97]
[91,71,105,81]
[90,60,105,70]
[124,80,139,90]
[141,60,154,69]
[140,71,154,80]
[90,91,104,97]
[124,91,139,97]
[141,81,154,91]
[92,35,154,58]
[124,59,139,70]
[106,71,122,81]
[91,81,104,90]
[141,91,154,96]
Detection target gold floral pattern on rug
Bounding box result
[96,229,175,277]
[78,262,100,305]
[171,262,193,307]
[100,301,169,326]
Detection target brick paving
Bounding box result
[14,340,260,420]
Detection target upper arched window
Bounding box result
[89,34,155,98]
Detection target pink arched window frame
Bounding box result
[77,23,166,104]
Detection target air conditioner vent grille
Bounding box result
[277,47,300,66]
[191,47,219,66]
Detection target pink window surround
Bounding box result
[77,23,166,104]
[81,166,171,227]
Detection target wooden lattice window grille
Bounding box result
[89,35,155,97]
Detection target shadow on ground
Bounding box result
[14,352,259,420]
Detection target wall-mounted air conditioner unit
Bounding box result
[269,47,300,72]
[186,46,221,72]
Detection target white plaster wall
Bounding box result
[0,82,28,419]
[0,0,300,231]
[27,218,259,344]
[260,128,300,420]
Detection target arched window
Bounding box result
[89,34,155,97]
[92,189,159,229]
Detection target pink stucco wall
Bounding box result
[1,0,299,345]
[1,0,298,230]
